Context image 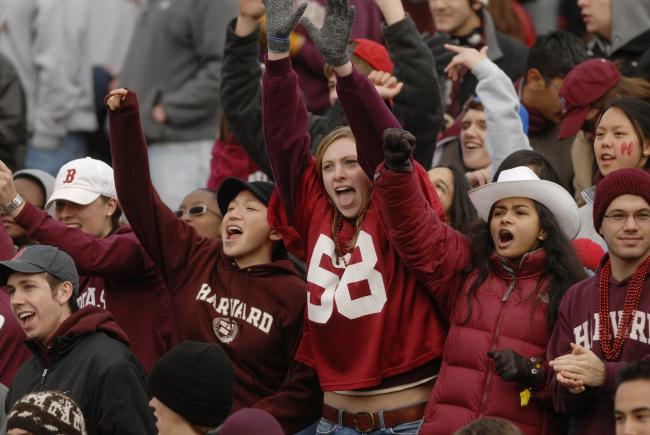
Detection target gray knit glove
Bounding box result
[300,0,355,67]
[266,0,308,53]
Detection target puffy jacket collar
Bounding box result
[28,306,129,364]
[493,248,546,279]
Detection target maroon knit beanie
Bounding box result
[593,168,650,230]
[219,408,283,435]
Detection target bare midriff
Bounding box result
[323,379,435,413]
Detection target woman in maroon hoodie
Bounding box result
[374,129,587,434]
[0,158,175,372]
[105,88,321,434]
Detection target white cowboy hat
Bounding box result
[468,166,581,240]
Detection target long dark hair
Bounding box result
[461,200,587,331]
[493,150,561,184]
[439,165,478,233]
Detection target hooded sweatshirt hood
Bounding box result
[610,0,650,53]
[29,306,130,361]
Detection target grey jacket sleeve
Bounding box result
[383,16,444,170]
[161,0,235,126]
[472,58,531,173]
[31,0,92,149]
[0,53,26,168]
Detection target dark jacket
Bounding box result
[6,307,155,435]
[14,203,177,372]
[0,52,25,169]
[426,9,529,117]
[221,15,442,171]
[108,91,322,434]
[374,167,560,435]
[587,0,650,79]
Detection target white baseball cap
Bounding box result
[45,157,117,209]
[468,166,580,240]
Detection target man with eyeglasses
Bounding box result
[547,167,650,434]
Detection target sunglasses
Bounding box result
[174,205,221,218]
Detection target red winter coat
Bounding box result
[375,167,561,435]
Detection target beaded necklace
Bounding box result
[333,211,349,267]
[598,256,650,361]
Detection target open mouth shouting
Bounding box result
[16,310,36,328]
[463,141,483,150]
[226,225,243,241]
[496,229,514,250]
[335,186,357,209]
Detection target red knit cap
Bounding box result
[593,168,650,230]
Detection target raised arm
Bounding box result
[301,0,401,178]
[220,0,272,176]
[374,129,470,311]
[445,45,531,174]
[107,89,215,291]
[13,204,146,278]
[263,0,316,225]
[377,0,443,169]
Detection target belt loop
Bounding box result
[338,407,344,428]
[378,409,386,430]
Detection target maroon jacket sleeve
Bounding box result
[262,57,314,223]
[336,69,401,178]
[108,92,216,291]
[13,203,146,279]
[547,290,595,414]
[253,361,322,434]
[0,222,14,260]
[374,163,471,312]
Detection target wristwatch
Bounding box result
[0,194,24,216]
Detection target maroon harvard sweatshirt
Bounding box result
[108,92,322,433]
[547,256,650,434]
[13,204,177,371]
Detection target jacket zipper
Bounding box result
[40,368,48,390]
[478,278,517,415]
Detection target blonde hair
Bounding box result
[314,126,372,249]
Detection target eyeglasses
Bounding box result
[174,205,221,218]
[603,210,650,223]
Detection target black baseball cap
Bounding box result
[217,178,275,215]
[0,245,79,295]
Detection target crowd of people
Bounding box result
[0,0,649,434]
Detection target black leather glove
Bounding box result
[382,128,416,171]
[487,349,543,387]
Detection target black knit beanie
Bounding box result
[147,341,234,428]
[6,391,87,435]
